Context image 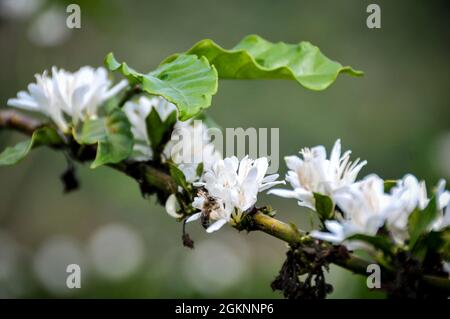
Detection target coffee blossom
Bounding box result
[311,174,450,248]
[269,139,366,210]
[187,156,284,233]
[8,66,127,133]
[164,119,221,183]
[124,96,221,183]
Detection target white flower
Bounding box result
[311,174,399,246]
[311,173,450,249]
[123,96,177,160]
[7,66,127,133]
[268,139,366,210]
[434,204,450,232]
[165,194,183,219]
[164,120,221,183]
[388,176,450,235]
[427,180,449,231]
[124,96,221,183]
[384,174,427,243]
[189,189,231,233]
[432,180,450,231]
[188,156,284,233]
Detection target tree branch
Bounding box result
[0,110,42,135]
[1,109,449,295]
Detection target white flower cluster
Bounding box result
[8,66,127,133]
[311,175,449,247]
[269,139,450,248]
[444,262,450,278]
[125,99,282,229]
[268,139,366,209]
[186,156,284,232]
[124,96,221,183]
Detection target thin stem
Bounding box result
[250,212,305,245]
[1,109,449,294]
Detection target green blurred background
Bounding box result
[0,0,449,298]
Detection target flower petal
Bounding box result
[165,194,183,218]
[267,188,298,198]
[206,218,228,233]
[186,212,202,223]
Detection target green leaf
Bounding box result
[164,34,363,91]
[408,196,439,248]
[146,109,177,156]
[168,162,189,191]
[0,127,62,166]
[313,193,334,221]
[196,162,204,178]
[105,53,218,121]
[347,234,394,256]
[411,231,435,262]
[439,229,450,260]
[75,109,133,168]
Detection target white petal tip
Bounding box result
[165,194,183,218]
[185,212,201,223]
[206,219,228,233]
